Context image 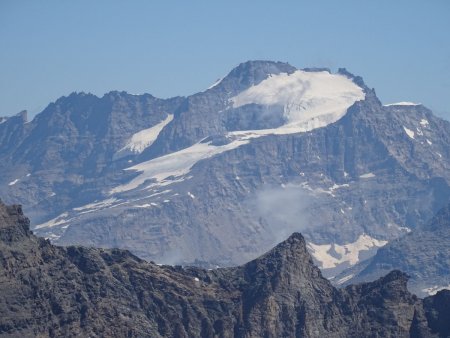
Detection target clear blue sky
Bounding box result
[1,0,449,119]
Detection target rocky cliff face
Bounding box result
[0,200,448,337]
[0,92,183,223]
[1,61,450,278]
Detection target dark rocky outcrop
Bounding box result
[0,200,449,337]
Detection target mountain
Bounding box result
[334,203,450,297]
[0,92,183,222]
[1,60,450,279]
[1,200,449,337]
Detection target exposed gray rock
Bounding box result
[1,61,450,282]
[0,200,449,337]
[0,91,183,223]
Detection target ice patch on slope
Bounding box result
[403,126,415,139]
[73,198,118,212]
[207,77,224,90]
[115,114,173,157]
[110,138,250,194]
[420,119,429,126]
[359,172,375,179]
[34,212,69,230]
[231,70,365,134]
[133,203,152,208]
[384,102,421,106]
[329,183,350,191]
[307,234,388,269]
[336,273,355,285]
[8,179,19,186]
[111,70,364,194]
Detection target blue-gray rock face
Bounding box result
[0,61,449,288]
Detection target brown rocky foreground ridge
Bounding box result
[0,200,449,337]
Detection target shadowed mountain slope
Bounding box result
[0,200,449,337]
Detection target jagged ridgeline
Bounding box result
[1,60,450,293]
[0,200,449,337]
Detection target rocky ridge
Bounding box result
[1,200,449,337]
[1,61,450,279]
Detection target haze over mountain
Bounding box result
[1,61,450,294]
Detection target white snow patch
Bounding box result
[229,70,365,137]
[146,190,172,198]
[403,126,415,139]
[8,179,19,186]
[307,234,388,269]
[384,102,421,106]
[207,77,224,90]
[110,138,249,194]
[49,192,56,197]
[359,173,375,179]
[301,183,339,197]
[420,119,429,126]
[73,198,118,211]
[116,114,173,156]
[194,277,200,282]
[111,70,364,195]
[422,284,450,296]
[298,182,313,192]
[187,192,196,199]
[26,173,31,177]
[426,139,432,145]
[387,223,412,233]
[336,274,354,285]
[133,204,152,208]
[34,212,69,229]
[45,233,60,240]
[437,152,442,158]
[329,183,350,192]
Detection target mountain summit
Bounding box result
[1,61,449,286]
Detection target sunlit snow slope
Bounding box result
[112,70,365,194]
